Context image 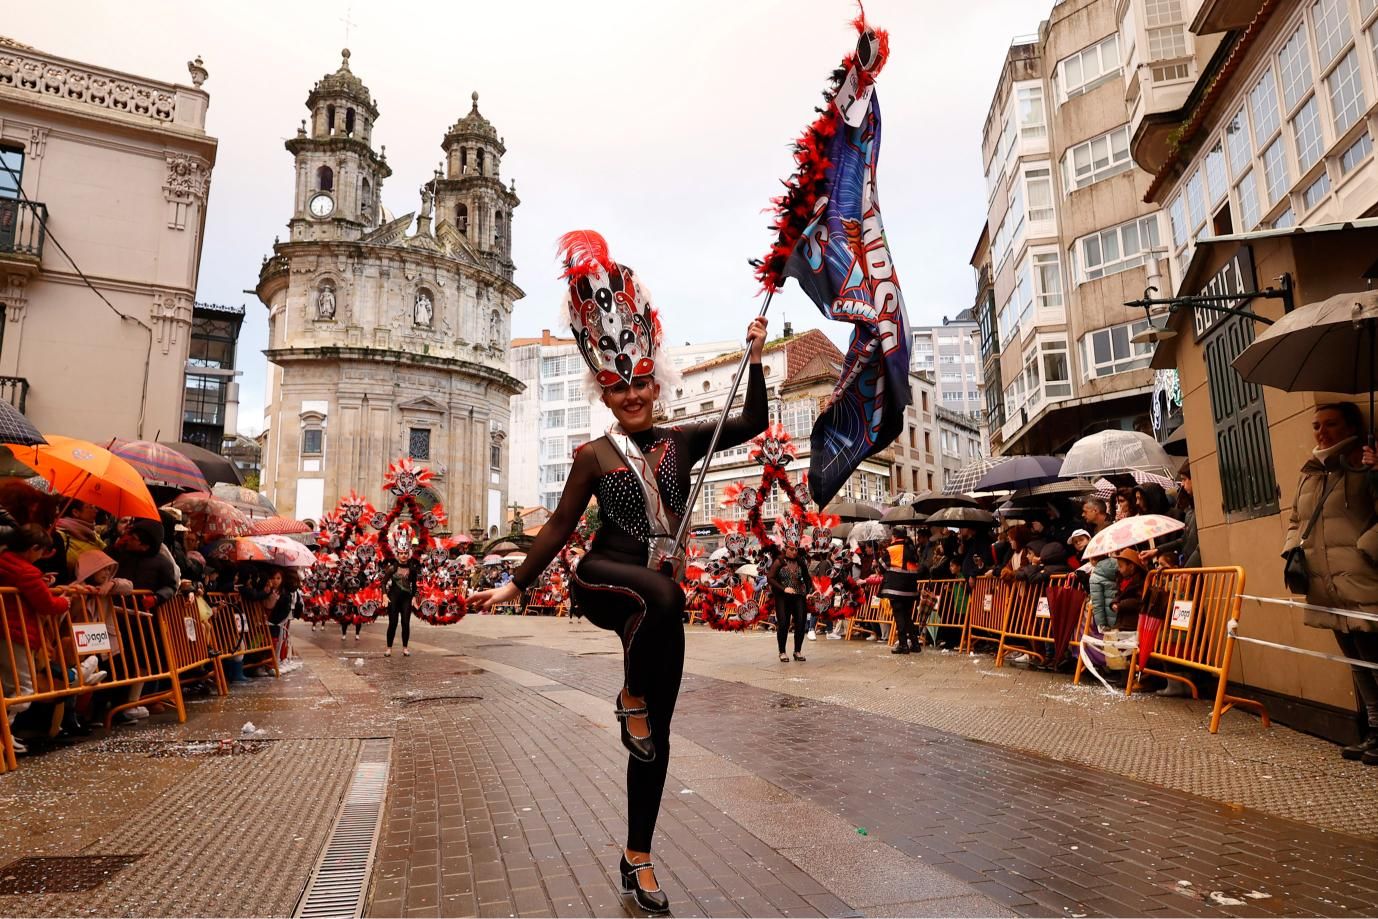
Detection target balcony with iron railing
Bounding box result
[0,198,47,267]
[0,376,31,414]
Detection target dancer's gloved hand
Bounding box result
[471,581,520,612]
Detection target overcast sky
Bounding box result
[11,0,1043,435]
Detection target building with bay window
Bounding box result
[1131,0,1378,742]
[181,301,244,450]
[975,0,1178,457]
[909,311,985,423]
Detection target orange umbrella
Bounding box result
[3,435,159,520]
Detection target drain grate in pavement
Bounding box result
[92,738,274,757]
[470,642,515,649]
[294,738,390,919]
[0,855,144,894]
[400,694,484,705]
[577,650,619,656]
[451,668,486,676]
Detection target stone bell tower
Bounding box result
[434,92,520,280]
[284,49,392,243]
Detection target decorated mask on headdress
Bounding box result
[774,513,805,549]
[558,230,661,387]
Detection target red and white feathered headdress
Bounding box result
[558,230,663,388]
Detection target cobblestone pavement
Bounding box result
[2,613,1376,918]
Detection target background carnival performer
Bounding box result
[471,231,767,914]
[769,538,811,661]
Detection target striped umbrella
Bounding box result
[942,457,1013,495]
[252,516,312,536]
[110,439,210,492]
[1093,472,1177,500]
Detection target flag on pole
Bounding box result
[754,12,911,508]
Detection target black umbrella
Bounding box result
[926,506,997,526]
[972,455,1065,492]
[159,441,242,486]
[909,491,979,514]
[880,504,927,525]
[823,500,883,522]
[0,403,45,448]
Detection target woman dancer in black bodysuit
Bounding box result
[472,231,767,914]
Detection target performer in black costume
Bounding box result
[472,231,768,914]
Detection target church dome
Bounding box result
[444,92,504,151]
[307,49,379,118]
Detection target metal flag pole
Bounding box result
[666,291,775,565]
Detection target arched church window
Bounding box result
[456,204,468,234]
[494,210,504,244]
[345,108,356,136]
[317,165,334,192]
[460,148,468,171]
[326,105,335,133]
[361,178,372,218]
[477,148,486,175]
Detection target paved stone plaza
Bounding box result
[2,615,1377,918]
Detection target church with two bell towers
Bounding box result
[255,49,524,534]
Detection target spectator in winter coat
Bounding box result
[58,500,106,578]
[109,518,178,604]
[74,549,134,595]
[1110,548,1148,630]
[0,525,72,736]
[1088,553,1120,634]
[1014,542,1072,585]
[1081,497,1110,535]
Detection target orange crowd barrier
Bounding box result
[962,576,1008,652]
[994,574,1082,667]
[1128,566,1268,733]
[205,592,277,682]
[844,583,888,640]
[914,579,970,648]
[149,594,221,704]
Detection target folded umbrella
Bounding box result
[3,435,159,519]
[972,455,1065,492]
[110,439,210,492]
[1082,514,1184,559]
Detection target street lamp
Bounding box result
[1125,273,1291,345]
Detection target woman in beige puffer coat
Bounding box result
[1283,402,1378,762]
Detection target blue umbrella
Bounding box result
[972,455,1066,492]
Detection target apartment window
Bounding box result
[1168,195,1189,249]
[1273,206,1297,228]
[1017,85,1046,139]
[1341,131,1373,173]
[1328,49,1366,134]
[1292,96,1324,172]
[1262,138,1290,204]
[565,381,583,400]
[1026,167,1054,222]
[1036,338,1071,400]
[1015,260,1034,329]
[1074,215,1161,282]
[1185,169,1208,232]
[1225,108,1251,175]
[491,442,503,470]
[542,438,565,460]
[924,431,932,453]
[1079,321,1154,379]
[302,428,324,456]
[1062,125,1132,190]
[1205,143,1227,204]
[1147,26,1187,61]
[1312,0,1352,67]
[1057,34,1121,101]
[542,409,565,430]
[408,427,431,460]
[1303,171,1331,211]
[1278,25,1314,111]
[672,406,687,418]
[1033,251,1063,310]
[1204,313,1279,518]
[997,294,1017,344]
[1249,72,1281,145]
[0,146,21,199]
[1008,175,1026,240]
[541,383,563,401]
[567,406,590,428]
[1238,170,1262,230]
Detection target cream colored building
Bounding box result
[256,52,523,530]
[1132,0,1378,740]
[0,35,216,440]
[977,0,1172,456]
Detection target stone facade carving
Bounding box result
[0,274,28,323]
[0,45,178,123]
[316,284,336,320]
[26,127,47,159]
[163,153,211,230]
[414,289,432,327]
[149,291,194,354]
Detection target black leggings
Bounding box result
[888,595,917,646]
[571,540,685,853]
[387,597,411,648]
[775,593,807,654]
[340,620,361,636]
[1334,631,1378,724]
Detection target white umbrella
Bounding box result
[1060,430,1173,478]
[710,547,730,561]
[849,520,889,543]
[1083,514,1185,558]
[736,563,760,577]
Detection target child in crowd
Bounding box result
[74,549,134,595]
[0,525,73,753]
[1088,549,1120,634]
[1111,548,1148,631]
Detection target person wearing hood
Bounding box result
[1284,402,1378,764]
[74,549,134,595]
[0,524,72,749]
[58,500,106,577]
[1015,541,1072,585]
[110,518,178,605]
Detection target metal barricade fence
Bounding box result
[995,574,1079,667]
[151,594,220,700]
[844,583,888,640]
[914,579,969,647]
[1130,566,1268,733]
[205,592,276,683]
[963,577,1008,652]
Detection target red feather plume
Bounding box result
[557,230,615,280]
